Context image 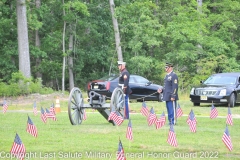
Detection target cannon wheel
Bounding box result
[68,87,84,125]
[110,87,125,118]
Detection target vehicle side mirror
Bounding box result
[146,81,152,86]
[200,80,204,84]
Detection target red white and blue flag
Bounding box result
[226,107,233,126]
[33,101,37,116]
[26,116,38,137]
[167,124,178,147]
[148,107,157,126]
[140,101,149,117]
[10,133,26,160]
[108,110,124,126]
[155,111,166,129]
[40,107,47,123]
[117,140,126,160]
[210,104,218,119]
[222,125,233,151]
[49,103,55,115]
[82,109,87,120]
[2,100,8,114]
[186,109,197,132]
[126,119,133,141]
[176,103,183,118]
[45,108,57,121]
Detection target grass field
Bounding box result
[1,92,240,160]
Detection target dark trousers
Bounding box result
[166,101,176,124]
[124,94,129,119]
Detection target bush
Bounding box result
[0,72,54,97]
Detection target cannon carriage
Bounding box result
[68,87,125,125]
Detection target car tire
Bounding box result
[158,93,163,102]
[229,93,236,108]
[193,103,200,106]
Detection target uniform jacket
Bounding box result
[162,71,179,101]
[119,68,132,94]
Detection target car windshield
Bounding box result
[131,75,150,84]
[204,75,237,85]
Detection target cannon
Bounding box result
[68,87,125,125]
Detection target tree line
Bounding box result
[0,0,240,96]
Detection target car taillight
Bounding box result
[87,83,91,90]
[106,82,110,90]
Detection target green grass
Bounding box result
[1,93,240,160]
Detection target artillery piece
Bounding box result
[68,87,125,125]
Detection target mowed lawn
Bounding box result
[1,96,240,160]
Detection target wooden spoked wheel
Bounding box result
[110,87,125,118]
[68,87,85,125]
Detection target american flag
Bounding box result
[167,124,178,147]
[40,107,47,123]
[2,100,8,114]
[176,103,183,118]
[126,119,133,141]
[49,103,55,115]
[226,107,233,126]
[222,125,233,151]
[45,108,57,121]
[117,140,126,160]
[155,111,166,129]
[33,101,37,116]
[186,109,197,133]
[210,104,218,119]
[26,116,38,137]
[108,110,124,126]
[10,133,26,160]
[186,109,197,123]
[82,109,87,120]
[148,107,157,126]
[140,101,149,117]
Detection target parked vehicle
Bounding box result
[189,72,240,107]
[87,74,163,102]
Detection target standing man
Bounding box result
[158,63,179,125]
[118,61,131,119]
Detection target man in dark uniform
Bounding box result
[158,63,179,125]
[118,61,131,119]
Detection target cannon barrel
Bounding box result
[89,91,102,99]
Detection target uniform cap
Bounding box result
[117,61,126,65]
[165,62,173,67]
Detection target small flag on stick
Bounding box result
[82,109,87,120]
[117,140,126,160]
[155,111,166,129]
[40,107,47,123]
[210,103,218,119]
[33,101,37,116]
[222,125,233,151]
[26,116,38,137]
[148,107,157,126]
[2,100,8,114]
[49,103,55,115]
[10,133,26,160]
[167,124,178,147]
[126,119,133,141]
[176,103,183,118]
[186,110,197,133]
[226,107,233,126]
[140,101,149,117]
[45,108,57,121]
[108,110,124,126]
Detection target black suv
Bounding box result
[190,72,240,107]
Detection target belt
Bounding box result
[118,84,124,89]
